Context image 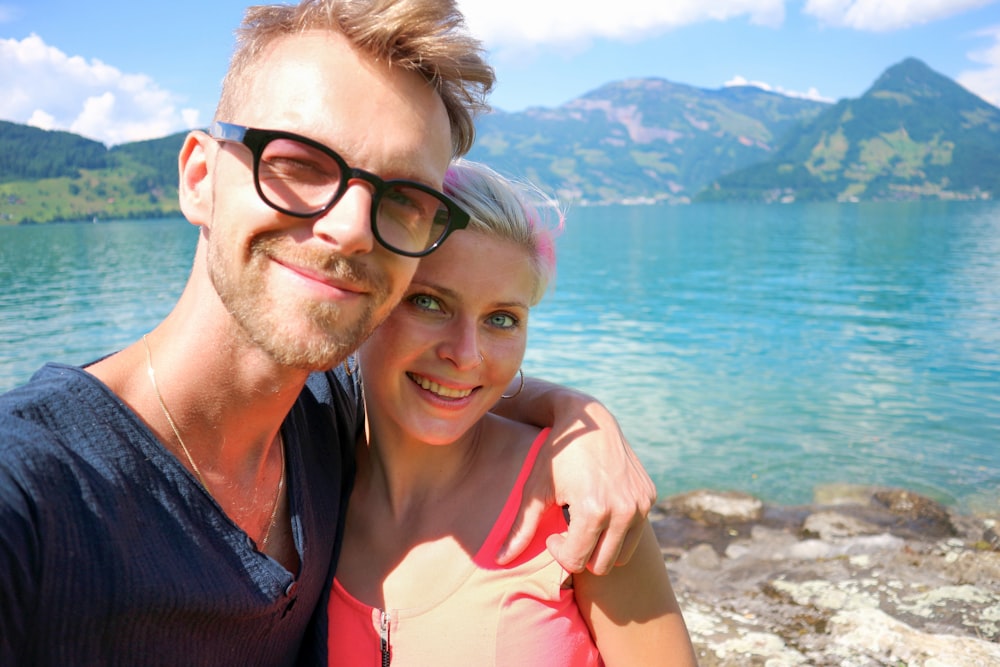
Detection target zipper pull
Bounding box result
[380,609,391,667]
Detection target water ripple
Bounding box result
[3,205,999,513]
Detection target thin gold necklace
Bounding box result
[142,334,285,549]
[261,441,285,548]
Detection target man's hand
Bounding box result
[493,378,657,574]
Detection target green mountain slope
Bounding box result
[699,58,1000,202]
[0,120,111,182]
[1,57,997,224]
[0,126,185,224]
[467,78,828,204]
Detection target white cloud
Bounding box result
[724,75,835,102]
[457,0,786,51]
[0,34,200,145]
[26,109,55,130]
[958,25,1000,107]
[803,0,996,32]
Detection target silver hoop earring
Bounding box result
[501,368,525,399]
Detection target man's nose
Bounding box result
[311,182,376,255]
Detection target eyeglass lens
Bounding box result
[256,137,451,255]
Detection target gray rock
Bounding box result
[655,488,1000,666]
[678,543,722,571]
[871,488,957,539]
[802,509,883,540]
[660,489,764,525]
[983,520,1000,552]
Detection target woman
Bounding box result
[327,160,696,666]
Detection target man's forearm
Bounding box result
[492,376,572,427]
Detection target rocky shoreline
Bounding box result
[651,485,1000,666]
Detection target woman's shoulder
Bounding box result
[477,414,546,467]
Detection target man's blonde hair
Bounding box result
[216,0,494,156]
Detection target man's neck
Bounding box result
[86,313,307,572]
[87,300,309,474]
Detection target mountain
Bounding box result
[1,57,998,224]
[0,123,185,224]
[0,120,111,181]
[467,79,828,204]
[699,58,1000,202]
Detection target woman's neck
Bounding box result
[358,416,491,523]
[339,415,541,609]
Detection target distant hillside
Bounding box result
[700,58,1000,202]
[467,79,828,204]
[0,126,185,224]
[2,57,998,224]
[0,121,111,182]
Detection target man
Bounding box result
[0,1,655,664]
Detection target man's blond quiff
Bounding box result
[216,0,494,156]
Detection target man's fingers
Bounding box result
[547,500,650,574]
[613,519,645,568]
[497,495,547,565]
[583,519,627,576]
[545,503,607,573]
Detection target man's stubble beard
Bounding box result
[208,232,394,371]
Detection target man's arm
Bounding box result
[492,377,656,575]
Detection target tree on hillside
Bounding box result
[0,121,109,182]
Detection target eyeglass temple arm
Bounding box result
[209,121,248,142]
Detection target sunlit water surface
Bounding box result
[2,203,998,513]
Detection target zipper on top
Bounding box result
[379,609,391,666]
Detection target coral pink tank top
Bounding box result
[326,428,602,666]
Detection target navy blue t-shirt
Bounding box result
[0,363,359,666]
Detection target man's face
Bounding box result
[203,30,454,370]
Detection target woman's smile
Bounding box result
[406,371,477,400]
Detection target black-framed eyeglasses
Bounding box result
[207,121,469,258]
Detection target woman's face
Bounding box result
[359,229,538,445]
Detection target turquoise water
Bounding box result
[2,203,998,513]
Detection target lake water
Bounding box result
[2,203,998,514]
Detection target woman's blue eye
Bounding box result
[489,313,517,329]
[410,294,441,311]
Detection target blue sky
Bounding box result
[1,0,999,145]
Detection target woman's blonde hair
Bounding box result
[216,0,494,156]
[444,160,563,306]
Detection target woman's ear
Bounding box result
[178,131,213,227]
